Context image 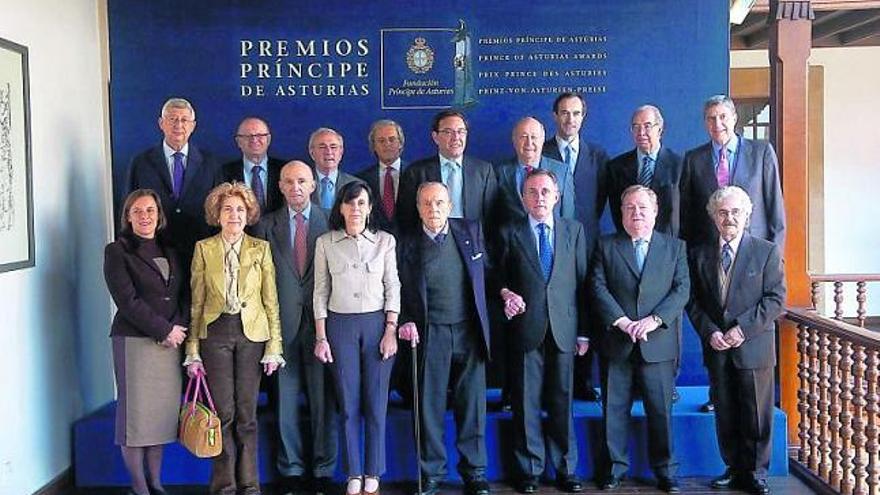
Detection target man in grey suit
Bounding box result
[495,169,589,494]
[590,185,690,493]
[398,110,498,233]
[309,127,360,210]
[686,186,785,495]
[254,161,337,495]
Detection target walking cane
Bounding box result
[411,335,423,495]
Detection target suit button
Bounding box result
[241,302,248,308]
[353,292,361,299]
[352,263,359,269]
[162,297,170,301]
[175,208,182,213]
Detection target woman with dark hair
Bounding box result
[185,181,283,495]
[104,188,188,495]
[313,181,401,495]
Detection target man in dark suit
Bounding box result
[127,97,220,276]
[590,185,690,493]
[680,95,786,251]
[495,169,589,494]
[686,186,785,495]
[542,92,608,403]
[397,182,491,495]
[398,110,497,233]
[253,161,337,495]
[357,119,406,235]
[220,116,285,214]
[309,127,360,210]
[605,105,683,237]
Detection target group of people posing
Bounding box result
[104,91,786,495]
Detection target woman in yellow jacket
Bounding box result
[185,182,284,495]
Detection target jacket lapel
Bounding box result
[637,232,663,290]
[179,145,202,201]
[615,234,641,278]
[515,221,544,278]
[731,136,752,186]
[305,207,328,277]
[149,146,175,196]
[205,236,226,296]
[271,209,299,278]
[237,235,258,295]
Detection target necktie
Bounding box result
[523,164,534,176]
[538,223,553,282]
[320,177,334,210]
[293,212,308,276]
[564,144,574,172]
[721,242,733,275]
[172,152,185,199]
[638,156,654,186]
[382,166,395,218]
[434,232,447,244]
[634,238,647,273]
[251,165,265,207]
[447,162,463,217]
[717,147,730,187]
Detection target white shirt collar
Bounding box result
[288,202,312,220]
[422,221,449,240]
[555,134,579,152]
[163,141,189,160]
[528,214,554,231]
[719,231,744,257]
[380,158,402,172]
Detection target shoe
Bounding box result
[465,479,490,495]
[501,402,513,413]
[657,477,680,493]
[700,400,715,412]
[575,387,601,402]
[736,477,771,495]
[149,488,169,495]
[363,476,381,495]
[418,479,440,495]
[671,389,680,403]
[600,476,622,490]
[709,470,735,489]
[516,477,539,494]
[239,489,262,495]
[276,475,303,495]
[312,476,333,494]
[556,475,583,493]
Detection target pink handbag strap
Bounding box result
[195,370,218,413]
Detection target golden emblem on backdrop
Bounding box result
[406,37,434,74]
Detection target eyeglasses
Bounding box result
[164,117,195,126]
[376,136,400,145]
[437,128,468,138]
[630,122,659,133]
[236,133,270,141]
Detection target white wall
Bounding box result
[732,47,880,317]
[0,1,114,494]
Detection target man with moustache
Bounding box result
[357,119,407,235]
[398,110,497,233]
[253,161,337,495]
[494,169,589,494]
[309,127,360,210]
[590,185,689,493]
[397,182,492,495]
[220,116,285,214]
[686,186,785,495]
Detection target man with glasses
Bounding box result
[357,119,407,236]
[221,116,285,215]
[308,127,360,210]
[127,97,220,276]
[398,110,497,233]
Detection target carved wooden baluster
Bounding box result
[809,327,822,471]
[798,323,811,463]
[856,281,867,328]
[841,341,855,495]
[853,345,868,494]
[819,331,833,480]
[811,281,821,309]
[865,350,879,495]
[830,335,844,490]
[834,281,845,321]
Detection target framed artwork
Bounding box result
[0,37,33,273]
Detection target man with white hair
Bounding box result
[308,127,360,210]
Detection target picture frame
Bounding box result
[0,37,34,273]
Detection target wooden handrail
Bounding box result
[808,273,880,327]
[786,307,880,348]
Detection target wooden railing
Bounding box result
[787,307,880,495]
[810,274,880,328]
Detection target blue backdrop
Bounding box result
[108,0,729,385]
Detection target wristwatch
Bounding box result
[651,314,663,326]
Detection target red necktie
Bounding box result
[523,165,534,176]
[293,212,307,276]
[717,147,730,187]
[382,166,396,218]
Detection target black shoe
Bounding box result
[709,470,735,489]
[700,400,715,412]
[556,475,583,493]
[465,479,490,495]
[416,478,440,495]
[671,389,680,403]
[312,476,333,494]
[657,477,680,493]
[148,487,169,495]
[600,476,622,490]
[501,401,513,413]
[516,477,539,494]
[575,387,601,402]
[736,477,771,495]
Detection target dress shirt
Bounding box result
[528,215,555,254]
[422,221,450,242]
[243,155,269,195]
[555,135,579,172]
[288,202,312,248]
[636,148,660,168]
[718,232,744,303]
[378,158,401,200]
[711,134,740,176]
[515,161,541,193]
[221,236,244,314]
[163,141,189,178]
[313,228,401,319]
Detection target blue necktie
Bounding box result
[172,152,185,199]
[638,156,654,186]
[538,223,553,282]
[251,165,265,207]
[434,232,447,244]
[634,238,647,273]
[446,162,463,218]
[721,242,733,274]
[320,177,334,210]
[564,144,574,173]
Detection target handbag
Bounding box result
[179,371,222,458]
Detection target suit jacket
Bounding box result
[680,136,786,250]
[397,218,491,359]
[494,215,588,352]
[605,147,683,237]
[590,231,690,363]
[310,169,361,207]
[219,156,286,213]
[127,143,220,262]
[356,161,407,236]
[186,233,282,358]
[493,155,575,224]
[397,154,498,232]
[253,204,329,349]
[686,234,786,369]
[542,137,609,257]
[104,233,188,340]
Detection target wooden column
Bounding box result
[768,0,814,444]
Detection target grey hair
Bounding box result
[416,181,449,203]
[620,184,658,209]
[368,119,405,154]
[706,185,753,217]
[308,127,344,149]
[160,97,195,120]
[703,95,737,117]
[633,104,664,128]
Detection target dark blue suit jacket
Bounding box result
[605,146,683,237]
[493,155,575,224]
[356,161,408,236]
[397,218,491,359]
[219,156,286,214]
